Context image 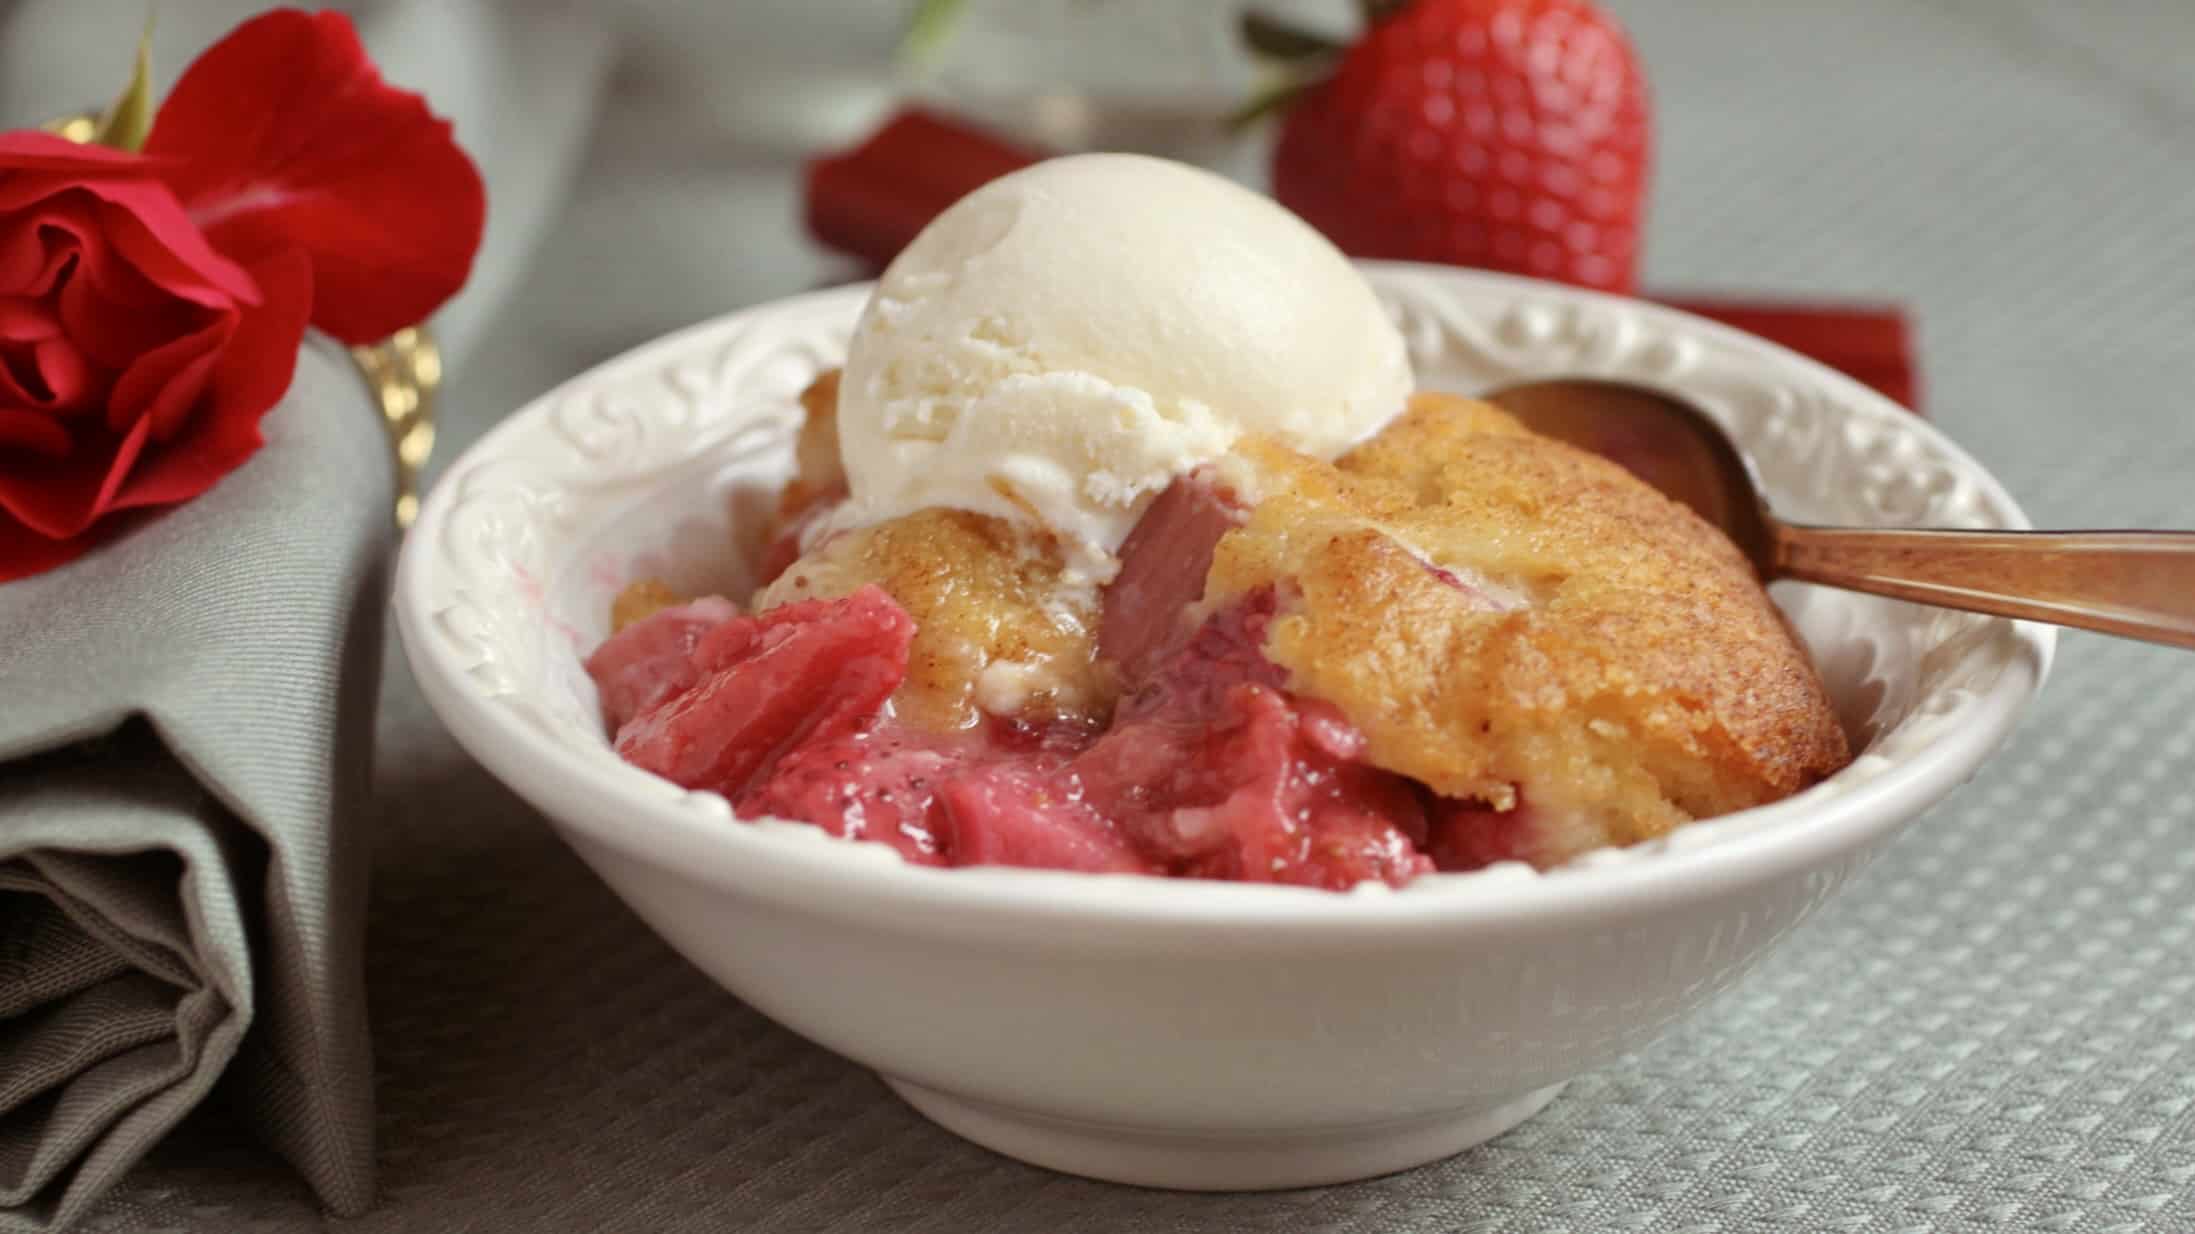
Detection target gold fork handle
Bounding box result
[1771,526,2195,649]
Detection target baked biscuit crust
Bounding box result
[1207,393,1850,864]
[757,508,1107,734]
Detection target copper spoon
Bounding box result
[1485,379,2195,650]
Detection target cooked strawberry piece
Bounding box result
[610,585,913,796]
[742,728,960,866]
[935,762,1152,874]
[584,596,740,729]
[1099,470,1245,684]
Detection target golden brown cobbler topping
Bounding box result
[757,508,1108,734]
[1203,392,1851,864]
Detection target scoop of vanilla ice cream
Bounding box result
[831,153,1412,577]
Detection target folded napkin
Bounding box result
[805,108,1921,411]
[0,3,614,1229]
[0,342,388,1231]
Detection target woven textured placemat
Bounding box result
[83,0,2195,1229]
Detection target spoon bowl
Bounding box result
[1486,379,2195,650]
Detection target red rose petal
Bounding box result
[0,196,233,372]
[0,508,107,582]
[88,194,257,311]
[0,218,75,297]
[88,414,155,527]
[0,190,250,324]
[0,131,164,176]
[81,208,185,311]
[114,249,311,511]
[46,216,211,370]
[0,298,59,341]
[0,183,251,315]
[0,352,48,407]
[0,408,69,456]
[0,257,302,541]
[59,271,201,374]
[146,9,486,344]
[0,415,129,538]
[137,347,220,442]
[107,317,230,431]
[32,337,91,410]
[0,178,77,215]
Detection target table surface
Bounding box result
[86,1,2195,1230]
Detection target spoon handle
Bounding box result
[1770,526,2195,648]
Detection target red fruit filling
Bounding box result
[588,477,1518,889]
[607,586,912,794]
[1422,793,1538,871]
[931,592,1432,889]
[1066,594,1431,888]
[585,596,742,729]
[1097,470,1245,682]
[741,728,967,867]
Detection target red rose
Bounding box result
[144,10,486,347]
[0,9,484,582]
[0,132,311,579]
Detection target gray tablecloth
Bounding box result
[79,0,2195,1229]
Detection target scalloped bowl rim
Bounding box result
[396,264,2054,934]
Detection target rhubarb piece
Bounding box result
[612,586,913,797]
[742,728,963,866]
[1098,469,1245,685]
[934,763,1152,874]
[802,108,1038,270]
[1076,597,1431,890]
[584,596,739,729]
[1661,298,1918,410]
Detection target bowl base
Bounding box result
[884,1077,1565,1191]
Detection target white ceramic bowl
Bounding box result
[395,265,2052,1190]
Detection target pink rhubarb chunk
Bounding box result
[1097,469,1244,683]
[742,728,965,866]
[610,585,913,797]
[583,596,740,729]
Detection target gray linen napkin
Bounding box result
[0,340,391,1231]
[0,3,612,1228]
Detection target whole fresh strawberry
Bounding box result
[1244,0,1651,292]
